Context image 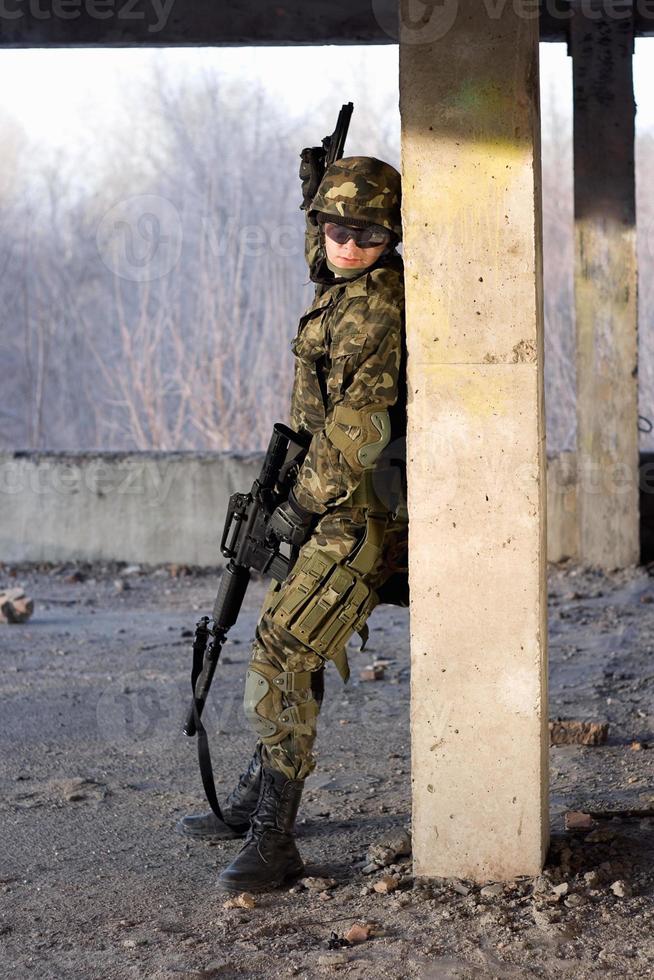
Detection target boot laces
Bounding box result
[224,747,261,808]
[245,770,282,844]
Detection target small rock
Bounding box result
[122,564,141,576]
[318,952,349,967]
[300,876,337,892]
[610,880,632,899]
[366,828,411,867]
[0,588,34,624]
[532,909,552,930]
[344,922,372,944]
[169,564,191,578]
[480,883,503,898]
[549,719,609,746]
[587,828,616,844]
[565,810,594,831]
[630,741,644,751]
[113,579,130,592]
[449,880,471,896]
[552,882,569,898]
[532,908,560,929]
[362,863,380,875]
[223,891,256,910]
[583,870,601,888]
[373,875,398,895]
[359,665,385,682]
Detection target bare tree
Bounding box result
[2,52,653,454]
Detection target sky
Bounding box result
[0,41,652,154]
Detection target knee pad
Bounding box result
[243,662,319,745]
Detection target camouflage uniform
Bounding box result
[244,158,408,780]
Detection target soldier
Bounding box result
[178,156,408,893]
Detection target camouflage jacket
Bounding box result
[289,227,406,516]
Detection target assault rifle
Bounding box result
[183,423,312,818]
[299,101,353,210]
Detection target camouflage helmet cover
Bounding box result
[309,156,402,239]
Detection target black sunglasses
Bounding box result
[323,221,391,249]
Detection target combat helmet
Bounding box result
[309,156,402,240]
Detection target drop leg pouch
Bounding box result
[265,548,379,662]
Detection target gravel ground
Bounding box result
[1,560,653,979]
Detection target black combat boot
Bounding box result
[176,745,263,840]
[217,766,305,892]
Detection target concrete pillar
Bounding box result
[399,4,548,880]
[571,4,639,569]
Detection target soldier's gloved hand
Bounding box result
[299,147,326,212]
[267,489,317,548]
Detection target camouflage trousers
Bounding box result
[244,503,408,780]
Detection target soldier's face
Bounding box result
[323,226,388,271]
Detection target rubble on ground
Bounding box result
[0,588,34,623]
[549,719,609,745]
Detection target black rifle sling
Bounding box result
[190,620,225,822]
[193,698,225,822]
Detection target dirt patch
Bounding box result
[1,560,653,978]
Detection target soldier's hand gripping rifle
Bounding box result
[299,101,353,211]
[183,423,312,819]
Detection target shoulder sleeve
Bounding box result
[304,212,323,276]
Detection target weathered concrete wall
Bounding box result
[0,451,262,566]
[0,449,601,567]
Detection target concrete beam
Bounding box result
[400,3,549,880]
[571,3,639,568]
[1,1,653,48]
